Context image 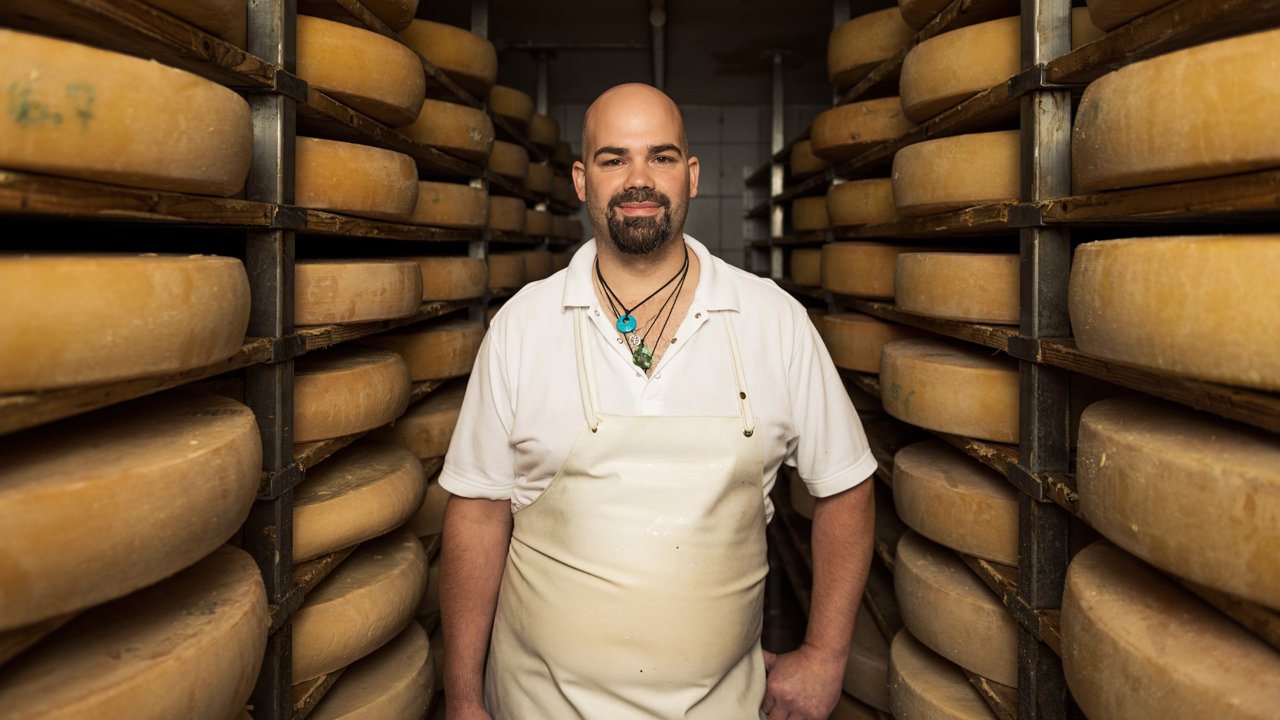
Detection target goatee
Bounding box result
[605,188,674,256]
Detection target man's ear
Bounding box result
[686,156,700,199]
[572,160,587,202]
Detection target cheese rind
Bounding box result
[889,629,997,720]
[820,242,917,298]
[895,252,1020,324]
[1086,0,1177,30]
[401,20,498,95]
[821,312,921,373]
[0,255,250,392]
[897,0,951,29]
[828,8,915,89]
[408,182,488,229]
[789,248,822,287]
[895,532,1019,687]
[358,0,419,31]
[0,546,267,720]
[1077,396,1280,608]
[1073,29,1280,192]
[525,162,555,195]
[519,249,555,282]
[294,348,412,443]
[488,196,528,234]
[792,196,830,231]
[295,260,423,326]
[892,131,1020,215]
[828,179,901,227]
[811,98,916,161]
[845,606,890,711]
[790,140,830,177]
[401,99,495,164]
[358,320,484,382]
[296,15,426,127]
[410,256,487,301]
[310,620,434,720]
[526,208,553,237]
[410,480,452,538]
[0,393,261,631]
[488,85,535,130]
[0,28,252,196]
[488,140,530,181]
[488,253,527,289]
[296,137,419,221]
[1063,541,1280,720]
[293,441,426,563]
[1068,235,1280,390]
[880,338,1020,443]
[417,559,442,619]
[529,113,560,151]
[371,384,466,463]
[141,0,248,45]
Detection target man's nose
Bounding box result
[624,160,654,190]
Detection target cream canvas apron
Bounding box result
[485,308,769,720]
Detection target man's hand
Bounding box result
[445,700,493,720]
[761,644,846,720]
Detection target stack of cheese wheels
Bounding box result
[897,0,950,29]
[142,0,248,46]
[293,347,412,443]
[0,255,250,392]
[409,181,489,229]
[488,253,527,290]
[1076,396,1280,608]
[790,140,830,178]
[0,392,261,633]
[412,256,488,301]
[892,130,1020,215]
[828,7,915,90]
[792,196,830,231]
[488,85,535,130]
[552,140,574,169]
[789,248,822,287]
[488,196,528,234]
[1074,28,1280,192]
[401,20,498,96]
[1068,236,1280,390]
[401,99,495,164]
[528,113,560,152]
[296,15,425,127]
[1087,0,1177,29]
[895,252,1020,324]
[880,338,1020,443]
[411,476,452,538]
[845,606,890,711]
[359,320,485,382]
[310,621,434,720]
[788,470,816,520]
[293,529,427,683]
[296,137,419,221]
[828,179,900,227]
[489,140,530,181]
[552,175,579,207]
[811,98,916,161]
[373,382,467,462]
[526,208,553,237]
[552,250,573,272]
[295,259,423,325]
[525,162,555,196]
[520,248,555,282]
[820,242,919,298]
[0,546,267,719]
[418,557,442,620]
[821,313,921,373]
[0,29,252,195]
[1063,541,1280,719]
[292,440,426,563]
[889,630,998,720]
[894,440,1019,565]
[895,531,1019,688]
[355,0,419,31]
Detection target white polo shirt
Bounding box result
[439,235,876,521]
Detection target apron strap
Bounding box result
[573,307,602,432]
[718,312,756,438]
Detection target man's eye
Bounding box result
[602,158,623,166]
[654,156,675,164]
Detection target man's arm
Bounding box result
[762,479,875,720]
[441,496,513,720]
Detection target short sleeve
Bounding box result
[438,323,518,500]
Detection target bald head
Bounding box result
[581,83,689,158]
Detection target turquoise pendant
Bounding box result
[631,343,653,370]
[616,314,637,333]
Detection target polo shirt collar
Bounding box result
[562,234,741,312]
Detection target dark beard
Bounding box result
[605,188,674,256]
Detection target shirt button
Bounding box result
[695,313,701,319]
[636,373,642,378]
[616,338,623,344]
[655,373,662,379]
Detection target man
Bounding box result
[439,82,876,720]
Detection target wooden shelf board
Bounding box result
[770,232,829,248]
[291,668,345,720]
[746,198,772,219]
[844,299,1016,354]
[300,210,481,241]
[1179,579,1280,653]
[291,546,357,598]
[862,561,903,644]
[832,202,1017,239]
[297,301,470,355]
[0,611,78,667]
[776,278,829,305]
[965,671,1019,720]
[1041,169,1280,226]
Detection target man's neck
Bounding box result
[595,235,690,305]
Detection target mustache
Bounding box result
[607,188,671,210]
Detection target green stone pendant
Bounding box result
[631,343,654,370]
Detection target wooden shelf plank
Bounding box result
[298,0,396,39]
[1179,579,1280,653]
[770,232,829,248]
[832,202,1017,239]
[1040,169,1280,226]
[297,301,470,354]
[291,546,357,598]
[965,671,1019,720]
[0,611,78,667]
[291,668,345,720]
[775,279,829,305]
[844,299,1016,354]
[300,210,481,241]
[745,198,772,219]
[863,561,903,644]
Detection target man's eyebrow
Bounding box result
[592,145,628,160]
[591,144,686,160]
[649,144,684,157]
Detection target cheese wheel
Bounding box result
[488,253,527,289]
[401,20,498,96]
[371,383,466,462]
[552,140,575,168]
[880,338,1020,443]
[526,208,553,237]
[821,312,922,373]
[292,440,426,563]
[357,0,419,31]
[550,215,571,240]
[894,440,1018,565]
[529,113,560,151]
[141,0,247,46]
[845,605,890,711]
[296,15,425,127]
[1069,236,1280,390]
[1086,0,1177,30]
[820,242,917,298]
[293,528,427,683]
[791,196,830,231]
[310,621,433,720]
[897,0,950,29]
[488,85,535,130]
[1063,541,1280,720]
[429,624,445,693]
[525,162,555,195]
[893,131,1020,216]
[790,140,830,178]
[408,181,488,229]
[811,98,916,161]
[831,694,878,720]
[0,255,250,392]
[296,137,418,221]
[488,140,530,181]
[789,248,822,287]
[0,546,265,720]
[359,320,484,382]
[295,260,423,326]
[828,8,915,89]
[828,179,900,227]
[889,630,997,720]
[1074,29,1280,192]
[411,256,487,301]
[401,99,495,164]
[0,29,251,196]
[552,175,580,207]
[895,531,1019,687]
[1077,396,1280,608]
[789,472,816,520]
[0,392,260,631]
[565,219,585,242]
[895,252,1019,324]
[294,348,412,443]
[410,480,452,538]
[552,251,573,271]
[488,196,528,233]
[520,249,555,282]
[417,559,441,619]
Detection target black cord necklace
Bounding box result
[595,251,688,334]
[598,249,690,370]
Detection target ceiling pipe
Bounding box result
[650,0,666,90]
